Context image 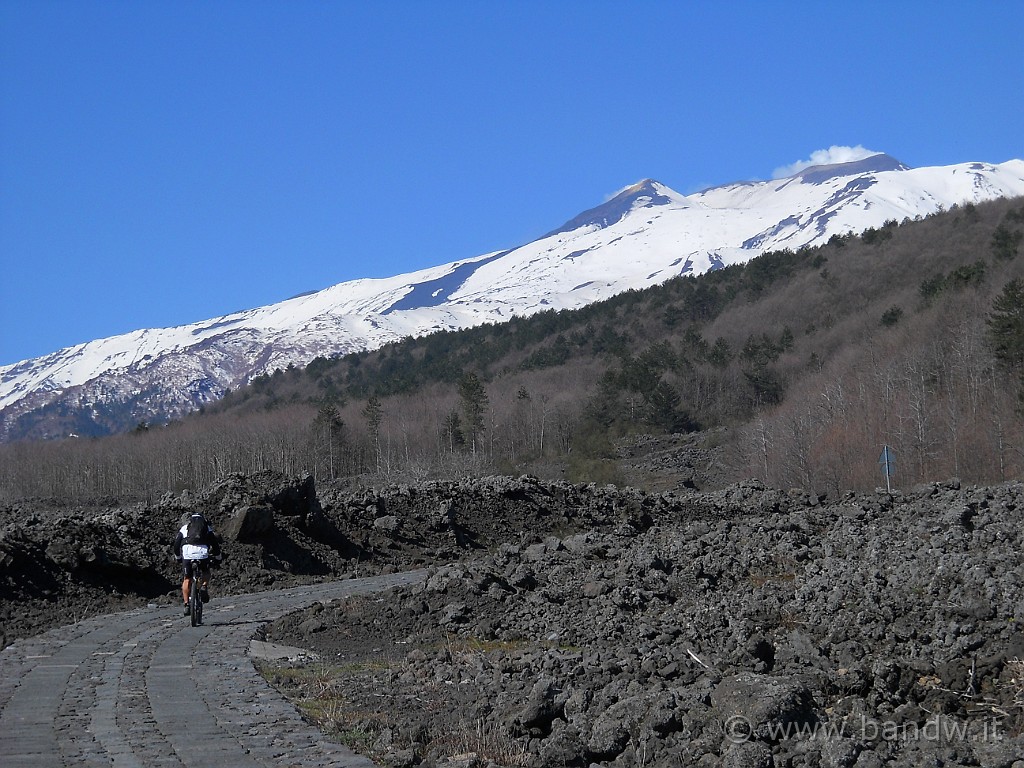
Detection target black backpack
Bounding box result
[185,515,208,545]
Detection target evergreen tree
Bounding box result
[362,396,383,473]
[986,278,1024,413]
[991,224,1023,260]
[646,379,690,432]
[312,405,345,480]
[707,337,733,368]
[458,372,488,455]
[986,279,1024,374]
[780,326,795,351]
[442,411,465,453]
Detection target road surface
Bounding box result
[1,570,426,767]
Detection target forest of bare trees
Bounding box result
[1,198,1022,502]
[0,369,588,501]
[731,317,1024,493]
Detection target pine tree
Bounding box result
[362,396,383,473]
[986,279,1024,374]
[313,405,345,480]
[646,380,687,432]
[458,372,488,455]
[986,278,1024,412]
[991,224,1023,260]
[442,411,465,454]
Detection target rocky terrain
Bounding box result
[2,472,1023,767]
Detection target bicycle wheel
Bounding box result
[189,565,202,626]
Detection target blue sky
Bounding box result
[2,1,1022,366]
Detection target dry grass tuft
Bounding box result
[432,718,530,767]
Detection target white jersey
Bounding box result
[178,522,212,560]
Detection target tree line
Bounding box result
[1,199,1022,501]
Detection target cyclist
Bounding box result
[172,513,222,615]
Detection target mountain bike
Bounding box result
[186,559,206,627]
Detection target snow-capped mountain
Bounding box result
[3,153,1024,440]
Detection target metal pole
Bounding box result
[881,445,892,493]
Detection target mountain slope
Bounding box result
[3,154,1024,441]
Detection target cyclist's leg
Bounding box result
[181,560,193,614]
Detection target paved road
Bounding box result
[1,570,427,767]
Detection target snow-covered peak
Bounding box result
[544,179,687,237]
[3,154,1023,440]
[792,153,910,184]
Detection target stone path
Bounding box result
[1,570,426,767]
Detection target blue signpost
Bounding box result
[879,445,895,493]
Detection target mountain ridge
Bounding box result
[3,153,1024,441]
[542,178,685,237]
[793,152,909,184]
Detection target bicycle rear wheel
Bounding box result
[189,565,203,626]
